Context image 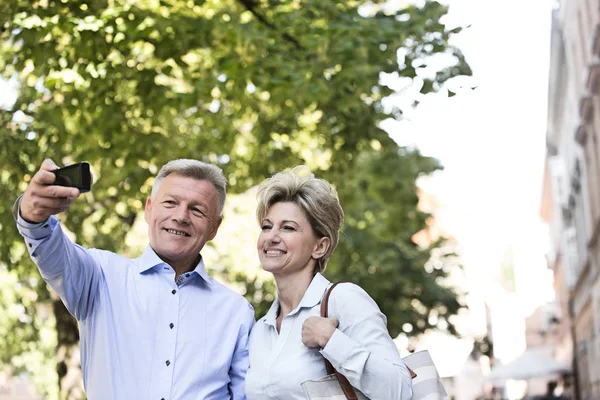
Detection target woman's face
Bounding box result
[257,202,328,277]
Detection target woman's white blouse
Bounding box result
[245,273,413,400]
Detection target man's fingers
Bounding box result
[29,177,80,199]
[47,184,80,199]
[33,204,69,218]
[40,158,59,172]
[20,194,72,223]
[20,160,81,223]
[31,168,80,198]
[34,160,81,197]
[33,169,58,186]
[30,195,73,210]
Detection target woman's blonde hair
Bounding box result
[256,166,344,273]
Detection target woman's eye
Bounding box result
[261,225,272,231]
[283,225,296,231]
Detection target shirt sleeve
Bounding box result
[319,283,413,400]
[228,302,256,400]
[17,212,102,321]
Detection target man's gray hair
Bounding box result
[152,159,227,216]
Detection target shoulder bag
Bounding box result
[300,282,449,400]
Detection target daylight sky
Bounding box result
[382,0,557,356]
[383,0,553,246]
[378,0,558,377]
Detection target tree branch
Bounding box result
[236,0,305,50]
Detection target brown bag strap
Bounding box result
[321,282,358,400]
[321,282,418,397]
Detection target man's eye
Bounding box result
[164,200,176,206]
[192,208,204,215]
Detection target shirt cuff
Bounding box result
[12,194,53,239]
[320,328,360,368]
[17,212,54,240]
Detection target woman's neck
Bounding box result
[275,269,315,318]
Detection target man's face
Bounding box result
[144,174,222,271]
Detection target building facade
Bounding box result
[544,0,600,398]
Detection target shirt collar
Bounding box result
[138,245,213,285]
[263,299,280,327]
[262,273,331,327]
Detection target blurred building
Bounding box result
[523,302,568,396]
[410,182,558,399]
[540,160,577,399]
[411,183,489,400]
[543,0,600,398]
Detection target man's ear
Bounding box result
[144,197,153,224]
[208,216,223,240]
[312,237,331,260]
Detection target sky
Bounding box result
[383,0,554,244]
[380,0,558,374]
[382,0,555,283]
[0,77,17,110]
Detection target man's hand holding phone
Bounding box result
[20,159,86,224]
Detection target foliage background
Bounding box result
[0,0,471,398]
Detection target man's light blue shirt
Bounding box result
[17,215,255,400]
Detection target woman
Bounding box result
[245,166,413,400]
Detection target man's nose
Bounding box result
[173,206,190,224]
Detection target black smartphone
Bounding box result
[53,162,92,193]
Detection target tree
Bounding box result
[0,0,471,398]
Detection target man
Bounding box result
[15,158,255,400]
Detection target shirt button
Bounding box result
[165,360,170,366]
[169,323,174,329]
[171,289,176,295]
[185,273,190,277]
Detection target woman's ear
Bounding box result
[312,237,331,260]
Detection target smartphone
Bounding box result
[53,162,92,193]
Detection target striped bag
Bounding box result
[403,350,449,400]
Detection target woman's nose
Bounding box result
[266,230,281,243]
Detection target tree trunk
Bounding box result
[53,299,86,400]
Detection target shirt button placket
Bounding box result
[157,285,178,397]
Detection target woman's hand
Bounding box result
[301,316,339,348]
